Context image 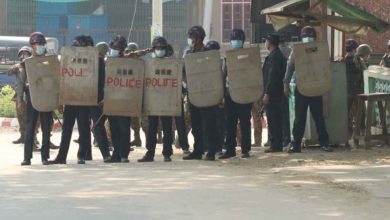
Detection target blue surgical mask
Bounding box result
[110,49,120,57]
[187,38,194,47]
[231,40,243,49]
[36,45,46,55]
[302,37,315,43]
[155,50,166,58]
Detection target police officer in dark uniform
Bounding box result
[219,29,253,159]
[21,32,53,166]
[182,25,219,161]
[90,41,112,163]
[138,37,174,162]
[107,35,132,163]
[205,40,225,154]
[262,33,287,153]
[50,35,94,165]
[344,39,360,140]
[284,26,332,153]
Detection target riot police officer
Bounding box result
[205,40,225,154]
[50,35,94,165]
[107,35,132,163]
[138,36,175,162]
[21,32,53,166]
[285,26,332,153]
[219,29,253,159]
[182,25,219,161]
[262,34,287,153]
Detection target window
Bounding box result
[221,0,251,42]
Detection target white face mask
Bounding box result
[302,37,315,43]
[35,45,46,55]
[187,38,194,47]
[110,49,120,57]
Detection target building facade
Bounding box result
[346,0,390,54]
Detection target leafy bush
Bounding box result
[0,85,16,117]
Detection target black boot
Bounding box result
[138,154,154,162]
[12,135,25,144]
[21,160,31,166]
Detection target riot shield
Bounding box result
[103,57,145,117]
[294,41,332,97]
[184,50,224,107]
[225,47,263,104]
[143,58,182,116]
[25,55,60,112]
[60,47,99,106]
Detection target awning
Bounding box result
[260,0,390,35]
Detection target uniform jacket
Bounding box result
[263,47,287,100]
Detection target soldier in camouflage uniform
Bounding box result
[344,39,361,139]
[7,46,31,144]
[251,100,263,146]
[7,46,41,151]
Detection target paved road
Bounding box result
[0,129,389,220]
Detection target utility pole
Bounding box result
[152,0,163,40]
[203,0,213,41]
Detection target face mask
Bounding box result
[187,38,194,47]
[110,49,120,57]
[155,50,166,58]
[35,45,46,55]
[230,40,243,49]
[302,37,315,43]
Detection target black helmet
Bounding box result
[205,40,220,50]
[166,44,174,57]
[300,26,317,38]
[188,26,206,40]
[85,35,94,46]
[72,35,92,47]
[152,36,168,49]
[345,39,359,52]
[109,35,127,50]
[29,32,46,45]
[230,29,246,42]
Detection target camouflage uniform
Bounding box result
[346,54,366,138]
[8,64,27,142]
[130,117,142,146]
[381,53,390,68]
[251,100,263,146]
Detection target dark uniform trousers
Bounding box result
[224,94,252,155]
[215,106,226,152]
[24,90,52,161]
[291,89,329,149]
[108,116,131,160]
[56,105,91,161]
[146,116,173,157]
[266,97,284,151]
[189,102,219,156]
[90,106,110,158]
[282,96,291,143]
[175,98,190,151]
